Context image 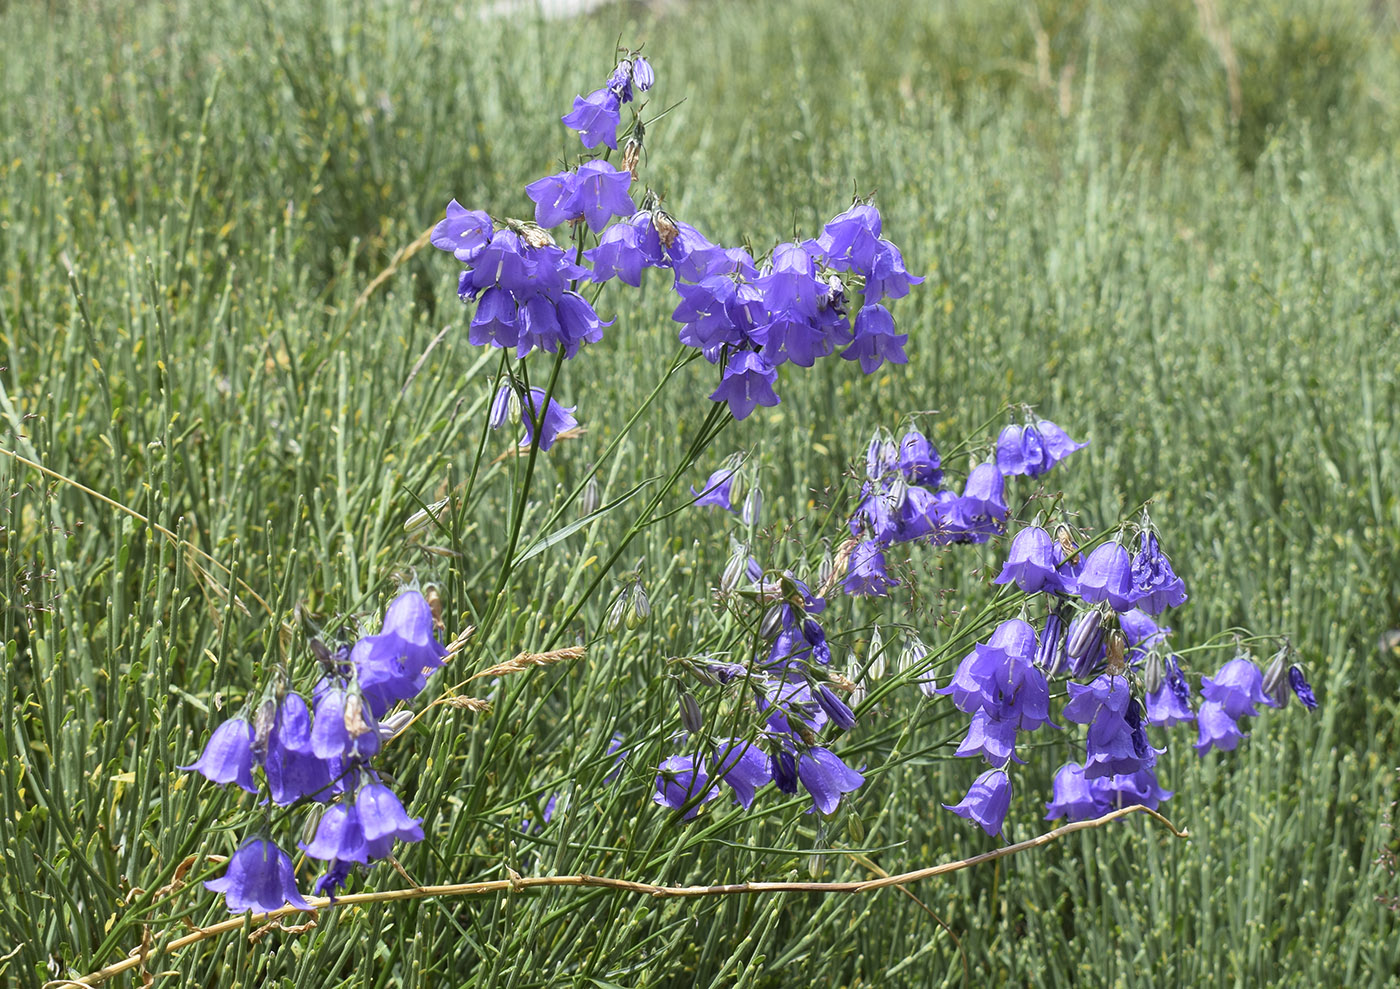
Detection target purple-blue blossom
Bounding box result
[944,768,1012,837]
[205,838,310,914]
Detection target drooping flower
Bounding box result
[430,201,494,263]
[1043,762,1100,822]
[1076,542,1136,612]
[1130,532,1188,614]
[356,782,425,845]
[1200,656,1268,719]
[993,525,1072,594]
[690,465,739,510]
[518,387,580,451]
[631,56,655,92]
[959,463,1008,520]
[1145,656,1196,727]
[711,740,772,809]
[709,351,780,420]
[840,303,908,374]
[1194,700,1248,755]
[842,540,899,596]
[301,802,373,863]
[1034,419,1088,465]
[653,754,719,819]
[954,709,1024,767]
[897,428,942,487]
[561,87,621,149]
[205,838,310,914]
[944,768,1012,837]
[1289,665,1318,710]
[815,683,858,731]
[796,746,865,815]
[524,169,581,228]
[310,686,382,763]
[351,590,448,717]
[586,213,665,286]
[180,717,258,793]
[571,161,636,233]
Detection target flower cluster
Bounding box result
[182,590,446,912]
[844,412,1087,598]
[651,566,866,820]
[433,55,924,455]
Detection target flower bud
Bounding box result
[721,543,752,593]
[1143,648,1165,695]
[604,589,630,634]
[899,634,929,675]
[741,484,763,527]
[1067,609,1105,662]
[1262,645,1290,708]
[581,473,601,517]
[759,603,786,640]
[677,689,703,734]
[816,683,857,731]
[1035,610,1067,677]
[378,709,415,740]
[866,626,886,680]
[489,383,514,430]
[625,581,650,629]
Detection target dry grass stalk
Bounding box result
[470,646,585,681]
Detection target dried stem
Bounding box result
[60,804,1187,987]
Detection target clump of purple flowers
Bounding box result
[183,589,447,911]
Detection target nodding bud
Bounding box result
[759,603,787,640]
[848,662,868,706]
[741,485,763,527]
[816,683,857,731]
[300,804,325,847]
[622,137,642,179]
[310,637,335,669]
[867,627,887,680]
[1143,649,1165,695]
[489,384,518,430]
[682,659,722,687]
[1262,645,1290,708]
[772,747,798,794]
[899,635,929,675]
[678,690,703,734]
[605,588,631,634]
[625,582,650,629]
[847,811,866,843]
[1066,609,1105,662]
[252,698,277,763]
[883,473,909,513]
[721,546,751,593]
[808,852,826,879]
[1104,630,1127,677]
[652,210,680,248]
[1035,610,1068,677]
[817,545,836,590]
[378,709,415,740]
[581,474,601,517]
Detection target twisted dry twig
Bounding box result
[58,804,1187,986]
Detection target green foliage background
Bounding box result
[2,0,1399,985]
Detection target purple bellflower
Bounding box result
[691,465,740,510]
[1130,532,1188,614]
[944,768,1012,837]
[431,201,494,263]
[841,303,908,374]
[709,351,780,420]
[993,525,1072,594]
[180,717,258,793]
[205,838,310,914]
[1076,542,1136,612]
[796,746,865,815]
[518,387,579,451]
[842,540,899,596]
[562,87,621,149]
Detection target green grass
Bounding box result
[3,0,1400,985]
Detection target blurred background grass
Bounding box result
[2,0,1399,985]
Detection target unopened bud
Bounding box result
[741,485,763,527]
[678,690,703,734]
[625,581,650,629]
[1067,609,1105,662]
[759,603,787,640]
[378,709,415,740]
[581,473,601,517]
[300,804,324,847]
[1143,649,1165,695]
[1035,610,1068,677]
[489,383,514,430]
[867,626,887,680]
[721,545,751,593]
[1262,645,1290,708]
[847,811,866,843]
[605,589,630,634]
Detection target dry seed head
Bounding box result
[1105,630,1127,677]
[473,646,586,680]
[447,696,493,714]
[653,210,680,248]
[344,694,374,738]
[623,138,642,178]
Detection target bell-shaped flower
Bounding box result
[1043,762,1100,822]
[561,87,621,149]
[570,161,636,233]
[430,201,494,263]
[1090,765,1173,812]
[653,754,719,819]
[954,709,1024,767]
[842,540,899,596]
[1200,656,1267,719]
[993,525,1072,594]
[690,465,739,510]
[840,303,908,374]
[796,746,864,815]
[205,838,310,914]
[1130,532,1188,613]
[1194,700,1248,755]
[943,768,1011,837]
[300,802,371,863]
[356,782,425,845]
[709,351,780,421]
[518,387,579,451]
[180,717,258,793]
[1076,542,1136,611]
[711,740,772,809]
[897,428,942,487]
[524,169,580,228]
